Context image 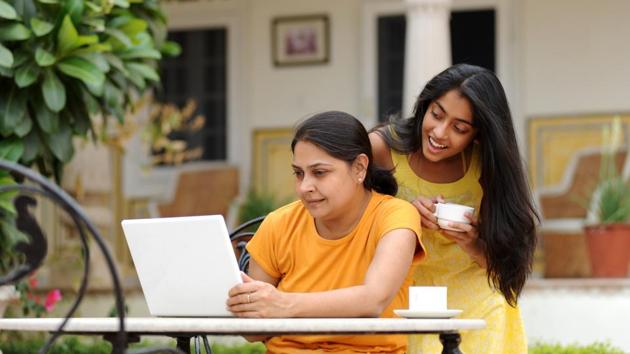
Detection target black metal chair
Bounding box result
[229,215,265,273]
[0,160,182,354]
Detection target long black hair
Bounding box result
[376,64,539,306]
[292,111,398,196]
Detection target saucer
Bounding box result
[394,309,463,319]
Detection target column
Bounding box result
[403,0,452,117]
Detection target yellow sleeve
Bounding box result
[245,213,282,279]
[377,198,425,261]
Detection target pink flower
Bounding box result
[29,276,38,288]
[44,289,62,312]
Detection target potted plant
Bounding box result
[583,117,630,277]
[0,0,178,311]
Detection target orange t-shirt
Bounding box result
[246,191,424,353]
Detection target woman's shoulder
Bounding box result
[367,193,421,239]
[370,192,417,216]
[263,199,310,228]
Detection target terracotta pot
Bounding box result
[584,224,630,277]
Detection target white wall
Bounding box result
[247,0,362,128]
[520,285,630,351]
[520,0,630,118]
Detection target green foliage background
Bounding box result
[0,335,267,354]
[0,0,179,179]
[0,0,178,300]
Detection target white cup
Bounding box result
[409,286,447,311]
[433,203,474,230]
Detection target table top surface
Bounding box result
[0,317,486,335]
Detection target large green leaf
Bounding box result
[78,52,109,72]
[119,47,161,60]
[0,87,26,130]
[105,28,132,48]
[0,23,31,41]
[15,61,40,87]
[57,56,105,88]
[71,43,111,56]
[125,68,145,90]
[0,137,24,162]
[30,17,54,37]
[67,103,90,136]
[103,53,126,73]
[0,65,12,77]
[80,86,100,115]
[45,119,73,162]
[0,42,13,68]
[82,17,105,32]
[42,69,66,112]
[0,176,19,214]
[113,0,129,9]
[84,79,104,97]
[62,0,84,24]
[35,47,55,66]
[120,18,147,36]
[160,41,181,57]
[108,14,132,28]
[11,49,29,67]
[84,1,102,13]
[14,112,32,137]
[33,94,59,133]
[13,0,37,21]
[76,34,98,47]
[57,15,78,55]
[126,62,158,82]
[20,129,41,163]
[0,0,17,20]
[132,32,152,47]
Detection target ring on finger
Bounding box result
[247,294,251,303]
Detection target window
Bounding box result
[159,28,227,160]
[376,10,495,122]
[377,16,406,123]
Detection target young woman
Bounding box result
[227,111,425,353]
[370,64,538,353]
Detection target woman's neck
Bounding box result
[315,189,372,240]
[410,145,474,183]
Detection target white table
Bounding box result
[0,317,485,353]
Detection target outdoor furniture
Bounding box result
[229,215,265,272]
[0,317,485,354]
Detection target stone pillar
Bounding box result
[403,0,452,117]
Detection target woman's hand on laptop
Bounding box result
[227,272,294,318]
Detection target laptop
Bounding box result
[121,215,243,317]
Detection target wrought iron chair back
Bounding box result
[0,160,181,354]
[229,215,265,273]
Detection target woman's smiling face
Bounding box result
[421,89,477,162]
[292,141,363,221]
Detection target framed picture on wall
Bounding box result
[272,14,330,67]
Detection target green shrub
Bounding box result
[529,341,625,354]
[0,335,266,354]
[0,336,111,354]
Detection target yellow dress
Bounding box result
[391,147,527,354]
